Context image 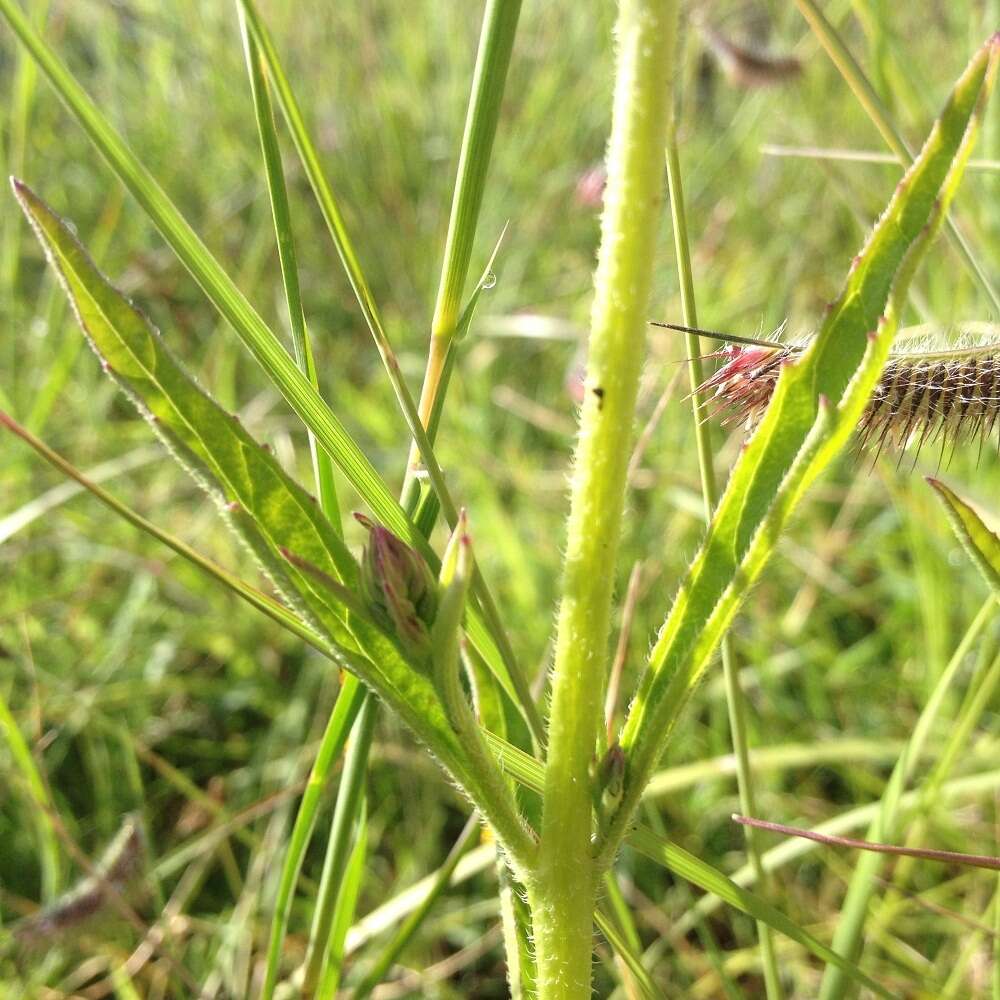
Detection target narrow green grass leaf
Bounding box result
[302,694,377,998]
[0,410,335,658]
[0,444,157,545]
[234,0,542,746]
[10,186,502,861]
[794,0,1000,313]
[666,124,782,999]
[593,906,658,1000]
[0,0,539,737]
[236,5,340,528]
[352,813,482,999]
[317,799,368,999]
[0,689,61,903]
[805,597,994,1000]
[260,675,365,1000]
[0,0,408,547]
[928,479,1000,598]
[626,828,895,1000]
[615,36,999,842]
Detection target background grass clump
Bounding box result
[1,1,999,996]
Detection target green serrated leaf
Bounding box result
[929,479,1000,599]
[13,179,360,648]
[616,37,999,824]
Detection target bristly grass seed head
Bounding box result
[694,328,1000,463]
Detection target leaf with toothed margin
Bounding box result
[13,178,362,653]
[928,479,1000,600]
[615,36,999,825]
[10,179,482,788]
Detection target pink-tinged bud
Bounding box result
[355,513,437,656]
[574,164,606,208]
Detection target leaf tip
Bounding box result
[925,477,950,499]
[9,176,34,214]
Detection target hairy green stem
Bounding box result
[530,2,676,996]
[664,129,783,999]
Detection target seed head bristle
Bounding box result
[695,333,1000,462]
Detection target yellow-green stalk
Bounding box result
[529,1,677,995]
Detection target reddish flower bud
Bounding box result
[355,513,437,656]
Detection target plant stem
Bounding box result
[664,128,783,1000]
[304,4,526,992]
[404,0,522,494]
[531,2,676,996]
[302,693,378,995]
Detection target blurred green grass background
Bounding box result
[1,1,999,995]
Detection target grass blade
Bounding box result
[593,906,658,1000]
[13,180,360,643]
[0,687,61,904]
[259,674,366,1000]
[664,124,782,999]
[0,410,335,656]
[822,639,1000,998]
[352,813,482,999]
[480,726,892,997]
[794,0,1000,313]
[0,0,541,739]
[234,0,541,745]
[0,0,413,551]
[236,4,339,528]
[316,800,368,999]
[0,444,157,545]
[406,0,523,487]
[626,827,894,999]
[11,182,517,850]
[301,695,377,997]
